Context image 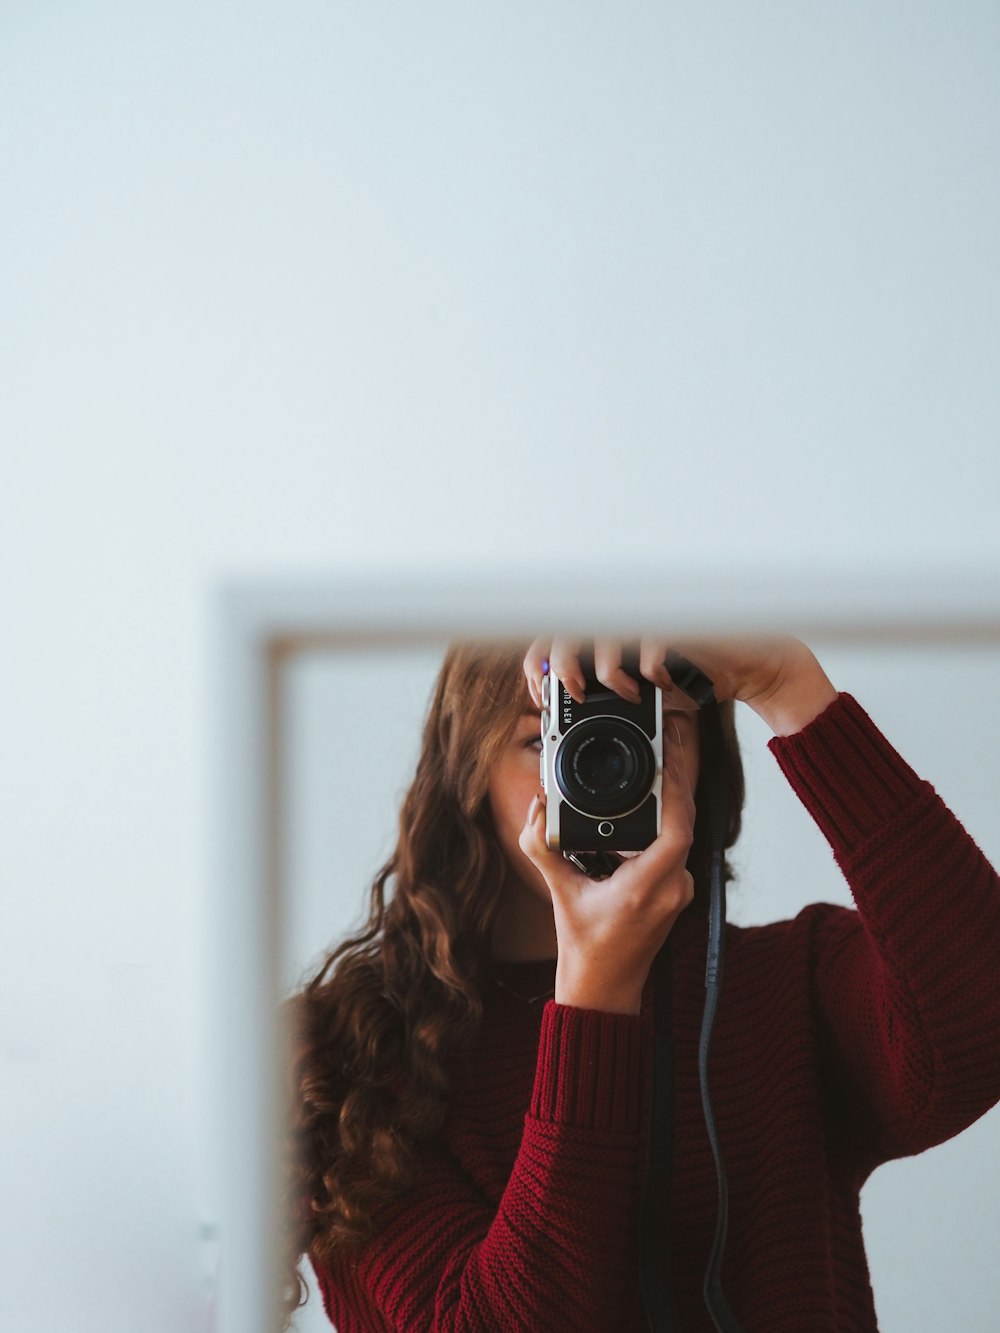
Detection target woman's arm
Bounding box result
[769,692,1000,1161]
[314,1002,649,1332]
[524,634,1000,1156]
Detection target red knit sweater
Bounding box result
[313,694,1000,1331]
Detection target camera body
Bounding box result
[540,660,663,856]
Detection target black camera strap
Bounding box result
[697,697,743,1333]
[639,656,745,1333]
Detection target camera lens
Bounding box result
[578,738,627,789]
[555,717,656,818]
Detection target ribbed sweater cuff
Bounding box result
[529,1002,646,1134]
[768,692,927,853]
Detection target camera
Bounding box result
[540,649,663,871]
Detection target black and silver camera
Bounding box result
[540,651,662,873]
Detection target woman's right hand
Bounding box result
[517,724,697,1015]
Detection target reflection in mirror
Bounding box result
[282,637,1000,1333]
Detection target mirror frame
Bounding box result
[211,570,1000,1333]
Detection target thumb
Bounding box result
[518,793,577,892]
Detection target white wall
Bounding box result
[3,3,999,1330]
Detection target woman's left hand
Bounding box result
[523,634,840,737]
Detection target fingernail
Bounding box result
[526,795,541,826]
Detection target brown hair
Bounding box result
[281,640,745,1322]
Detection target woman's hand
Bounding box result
[518,723,697,1015]
[523,634,838,737]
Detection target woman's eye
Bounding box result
[522,735,543,752]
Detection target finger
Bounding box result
[663,644,721,710]
[639,638,675,691]
[627,810,694,891]
[642,639,700,712]
[662,717,697,827]
[523,637,550,710]
[594,638,642,705]
[517,792,580,894]
[612,808,695,913]
[548,637,586,704]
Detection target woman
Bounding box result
[283,634,1000,1331]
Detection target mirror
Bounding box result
[279,634,1000,1332]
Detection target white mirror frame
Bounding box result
[211,570,1000,1333]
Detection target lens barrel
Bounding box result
[554,717,656,818]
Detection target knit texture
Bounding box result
[313,694,1000,1331]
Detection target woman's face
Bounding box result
[486,694,701,906]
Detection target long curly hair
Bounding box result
[281,640,745,1324]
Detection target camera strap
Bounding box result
[639,656,746,1333]
[698,698,744,1333]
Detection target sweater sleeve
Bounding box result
[314,1003,648,1332]
[769,692,1000,1163]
